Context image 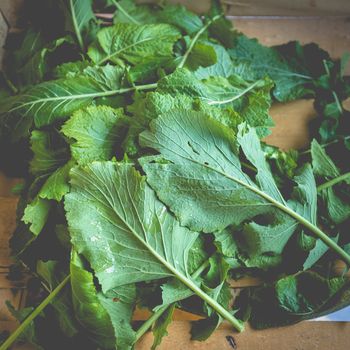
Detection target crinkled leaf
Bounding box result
[53,61,90,79]
[83,64,126,90]
[112,0,159,25]
[61,105,127,165]
[88,23,181,65]
[157,69,273,137]
[238,213,297,269]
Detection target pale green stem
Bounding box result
[332,91,343,114]
[111,0,141,25]
[206,81,261,106]
[177,14,223,69]
[70,0,84,51]
[134,305,169,343]
[8,83,158,115]
[0,275,71,350]
[200,163,350,265]
[134,259,213,343]
[300,136,350,155]
[317,172,350,191]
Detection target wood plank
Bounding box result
[0,197,18,268]
[0,8,8,69]
[0,289,22,322]
[223,0,350,17]
[136,321,350,349]
[169,1,350,16]
[0,173,21,197]
[234,17,350,66]
[267,100,316,150]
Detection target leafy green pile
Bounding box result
[1,1,350,349]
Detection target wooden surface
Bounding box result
[155,0,350,16]
[1,1,350,349]
[136,322,350,349]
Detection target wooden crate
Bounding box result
[1,1,350,349]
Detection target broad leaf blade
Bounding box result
[140,110,281,232]
[0,77,105,127]
[65,162,198,292]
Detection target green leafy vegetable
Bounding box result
[1,0,350,349]
[65,162,243,331]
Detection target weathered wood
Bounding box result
[0,9,7,68]
[0,198,18,268]
[0,174,21,197]
[170,0,350,16]
[136,321,350,349]
[223,0,350,16]
[234,17,350,68]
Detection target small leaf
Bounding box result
[61,105,127,165]
[88,23,180,65]
[22,197,51,236]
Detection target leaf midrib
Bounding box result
[97,32,176,65]
[8,83,158,115]
[79,166,243,331]
[70,0,84,50]
[147,139,350,264]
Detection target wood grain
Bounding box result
[164,0,350,16]
[136,321,350,349]
[0,198,18,268]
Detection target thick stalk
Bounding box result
[134,260,211,343]
[206,163,350,265]
[177,15,223,69]
[317,172,350,191]
[8,83,158,115]
[0,275,71,350]
[134,305,169,343]
[300,136,350,155]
